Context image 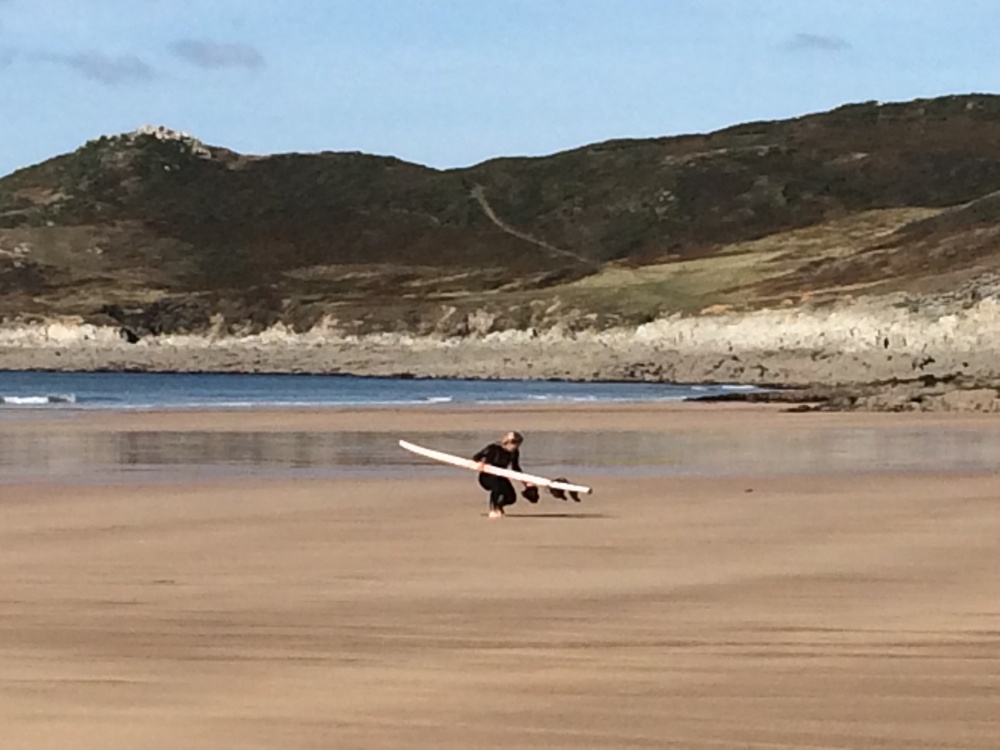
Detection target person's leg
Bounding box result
[496,478,516,513]
[478,474,502,516]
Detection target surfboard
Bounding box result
[398,439,593,495]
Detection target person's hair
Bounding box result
[501,431,524,446]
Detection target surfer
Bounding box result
[473,431,536,518]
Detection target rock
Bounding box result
[934,388,1000,412]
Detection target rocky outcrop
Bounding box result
[3,295,1000,411]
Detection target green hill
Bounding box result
[4,94,1000,337]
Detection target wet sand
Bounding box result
[2,404,1000,748]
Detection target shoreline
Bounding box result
[0,400,794,430]
[9,399,1000,482]
[6,400,1000,489]
[1,348,997,412]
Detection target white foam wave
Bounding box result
[0,393,76,405]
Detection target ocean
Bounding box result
[0,370,755,410]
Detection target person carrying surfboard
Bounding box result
[473,431,535,519]
[398,438,592,511]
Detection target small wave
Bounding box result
[720,384,757,391]
[421,396,453,403]
[0,393,76,405]
[99,398,463,411]
[524,395,603,402]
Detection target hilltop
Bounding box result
[4,95,1000,341]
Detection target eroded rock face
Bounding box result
[3,292,1000,411]
[85,125,213,159]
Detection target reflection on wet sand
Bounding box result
[2,426,999,482]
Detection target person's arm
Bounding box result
[511,449,535,492]
[473,444,490,472]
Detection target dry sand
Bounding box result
[2,405,1000,749]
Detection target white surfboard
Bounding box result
[398,439,593,495]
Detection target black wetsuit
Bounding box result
[472,442,522,511]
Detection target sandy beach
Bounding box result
[2,404,1000,749]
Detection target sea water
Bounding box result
[0,370,755,410]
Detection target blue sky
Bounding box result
[1,0,998,176]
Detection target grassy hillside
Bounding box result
[3,96,1000,336]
